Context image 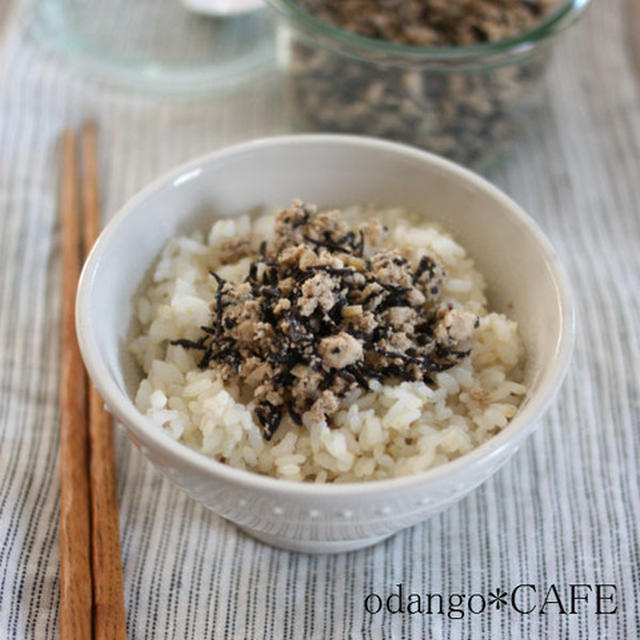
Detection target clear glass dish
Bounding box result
[21,0,276,93]
[266,0,592,167]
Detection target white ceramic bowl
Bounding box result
[76,135,574,553]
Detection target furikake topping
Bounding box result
[295,0,553,47]
[171,201,478,440]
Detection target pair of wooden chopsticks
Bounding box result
[59,123,127,640]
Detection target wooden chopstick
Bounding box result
[59,124,127,639]
[59,129,93,640]
[81,122,128,640]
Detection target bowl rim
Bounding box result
[76,134,575,497]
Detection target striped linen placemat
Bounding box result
[0,0,638,637]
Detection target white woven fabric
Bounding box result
[0,1,638,638]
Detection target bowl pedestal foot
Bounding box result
[237,526,396,554]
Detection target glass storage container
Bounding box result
[268,0,591,166]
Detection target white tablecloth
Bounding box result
[0,1,638,637]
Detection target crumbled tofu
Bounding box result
[435,308,478,345]
[319,332,364,369]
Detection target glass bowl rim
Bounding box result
[19,0,278,94]
[266,0,592,60]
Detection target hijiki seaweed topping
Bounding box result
[171,201,479,440]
